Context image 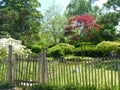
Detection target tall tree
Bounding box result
[66,0,91,17]
[64,14,102,43]
[0,8,18,38]
[97,12,120,41]
[104,0,120,13]
[0,0,43,46]
[42,1,67,45]
[66,0,101,18]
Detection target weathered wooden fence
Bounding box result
[46,57,120,88]
[0,45,120,89]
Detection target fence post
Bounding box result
[8,45,13,87]
[41,48,46,89]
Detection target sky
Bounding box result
[39,0,70,13]
[39,0,107,13]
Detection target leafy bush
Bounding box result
[0,82,11,89]
[31,44,41,53]
[74,45,103,57]
[47,43,75,58]
[96,41,120,56]
[73,41,92,48]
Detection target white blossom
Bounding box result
[0,37,31,56]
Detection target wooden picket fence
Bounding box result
[0,45,120,89]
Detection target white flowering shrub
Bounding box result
[0,37,31,56]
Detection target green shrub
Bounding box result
[96,41,120,56]
[73,41,92,48]
[47,43,75,58]
[0,82,11,89]
[47,47,64,58]
[74,45,103,57]
[31,44,41,53]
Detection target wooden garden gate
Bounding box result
[7,45,46,87]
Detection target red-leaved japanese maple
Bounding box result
[64,14,102,42]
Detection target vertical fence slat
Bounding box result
[58,59,61,86]
[41,48,46,89]
[52,60,55,85]
[66,59,69,85]
[68,59,71,85]
[13,54,18,86]
[85,60,88,86]
[77,59,81,85]
[91,60,94,86]
[38,54,41,83]
[62,57,66,85]
[110,58,113,88]
[8,45,13,87]
[104,58,107,89]
[114,58,117,87]
[81,59,84,85]
[88,59,91,86]
[72,59,75,84]
[107,58,110,88]
[75,59,78,84]
[100,59,103,87]
[118,64,120,89]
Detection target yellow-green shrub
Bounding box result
[96,41,120,56]
[47,43,75,58]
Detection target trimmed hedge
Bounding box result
[74,45,103,57]
[96,41,120,56]
[47,43,75,58]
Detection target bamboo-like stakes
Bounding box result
[1,46,120,89]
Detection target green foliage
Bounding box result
[73,41,92,48]
[104,0,120,13]
[96,41,120,55]
[47,43,75,58]
[66,0,101,18]
[0,82,11,89]
[96,12,119,42]
[98,12,120,27]
[0,8,18,38]
[0,0,43,47]
[66,0,91,17]
[42,2,67,45]
[23,84,117,90]
[31,44,41,54]
[74,45,103,57]
[64,84,97,90]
